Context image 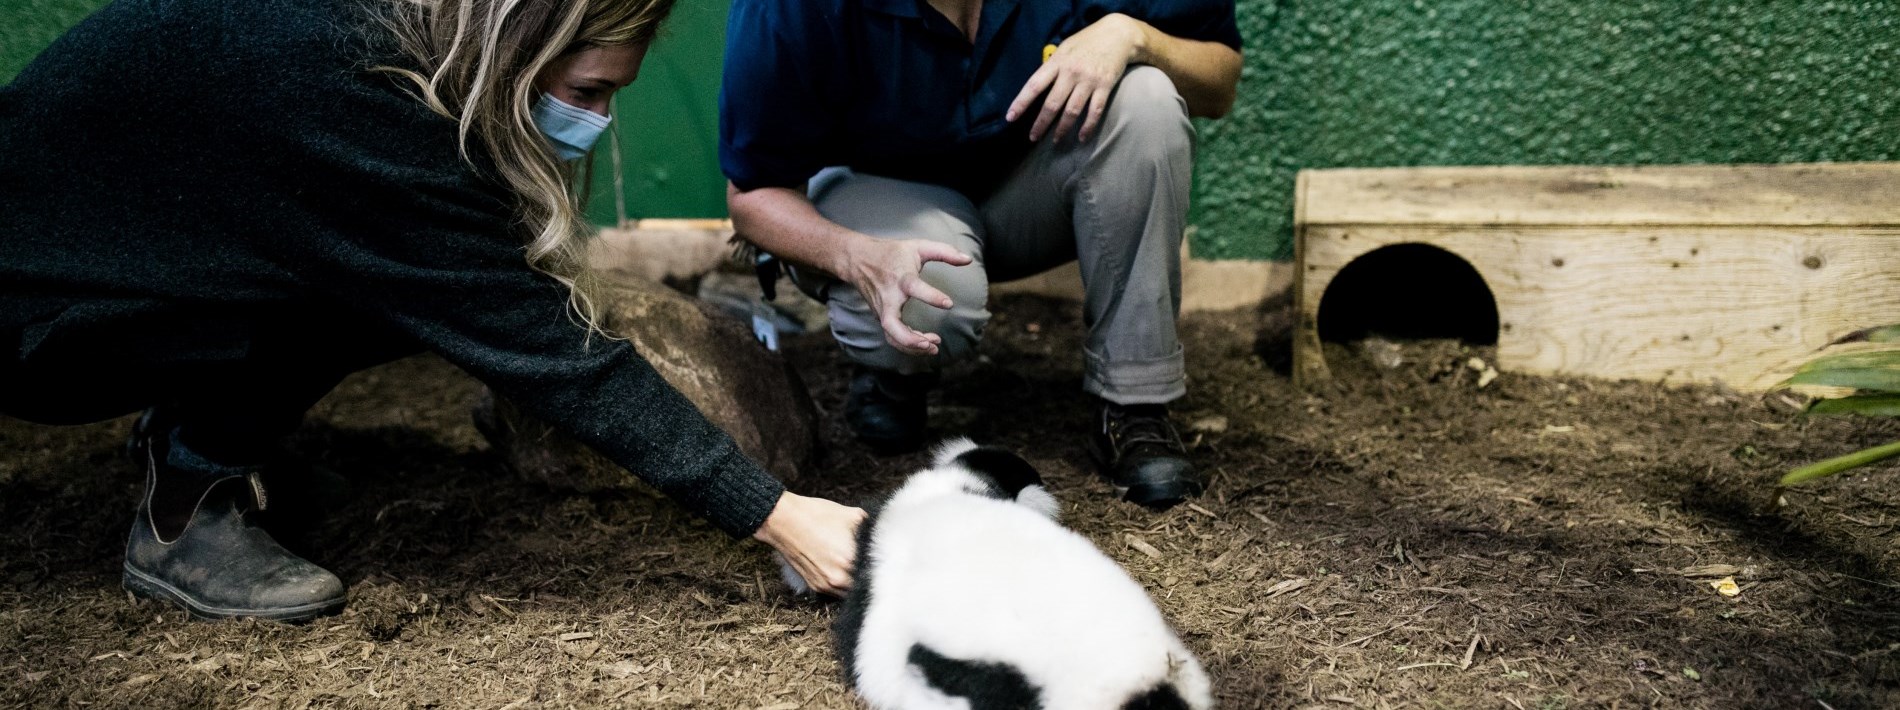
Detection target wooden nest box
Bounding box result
[1293,162,1900,391]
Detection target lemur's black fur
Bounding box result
[906,643,1043,710]
[953,446,1043,500]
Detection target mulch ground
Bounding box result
[4,294,1900,709]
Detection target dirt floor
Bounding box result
[5,294,1900,709]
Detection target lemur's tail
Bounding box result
[906,643,1038,710]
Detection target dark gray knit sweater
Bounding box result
[0,0,785,537]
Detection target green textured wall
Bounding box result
[9,1,1899,250]
[0,0,105,80]
[1195,1,1900,260]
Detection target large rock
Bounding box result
[474,278,820,492]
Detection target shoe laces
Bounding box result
[1107,405,1186,453]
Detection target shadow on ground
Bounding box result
[4,294,1899,708]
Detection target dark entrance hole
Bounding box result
[1317,243,1500,345]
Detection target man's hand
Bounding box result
[753,491,867,596]
[839,236,974,357]
[1007,13,1146,143]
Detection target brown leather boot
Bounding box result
[121,411,345,622]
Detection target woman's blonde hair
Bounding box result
[373,0,675,333]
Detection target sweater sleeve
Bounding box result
[354,250,788,539]
[241,35,785,538]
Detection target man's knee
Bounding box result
[905,261,988,361]
[830,261,989,370]
[1108,66,1192,154]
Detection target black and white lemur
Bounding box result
[782,438,1212,710]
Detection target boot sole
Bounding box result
[123,563,345,623]
[1087,439,1204,510]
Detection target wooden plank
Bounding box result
[1292,170,1331,387]
[1300,163,1900,228]
[1297,223,1900,390]
[629,218,733,231]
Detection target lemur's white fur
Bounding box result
[835,438,1212,710]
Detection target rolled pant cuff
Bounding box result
[1083,346,1187,405]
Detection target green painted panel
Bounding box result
[583,0,731,223]
[1193,1,1900,260]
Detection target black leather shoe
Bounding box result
[122,414,346,622]
[1088,401,1202,509]
[844,366,935,454]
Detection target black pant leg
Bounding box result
[167,312,422,462]
[1,305,421,460]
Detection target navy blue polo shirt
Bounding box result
[719,0,1241,197]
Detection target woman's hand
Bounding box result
[1007,13,1148,143]
[838,236,974,357]
[753,491,868,596]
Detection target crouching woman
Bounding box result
[0,0,861,621]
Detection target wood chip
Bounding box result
[1186,503,1219,518]
[1677,564,1741,578]
[598,661,642,679]
[692,615,744,629]
[1186,415,1229,434]
[1263,577,1312,598]
[1334,623,1409,648]
[1460,629,1481,670]
[558,631,596,642]
[188,656,226,673]
[756,703,801,710]
[481,595,517,618]
[560,641,601,659]
[1125,535,1164,559]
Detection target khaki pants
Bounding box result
[793,66,1194,404]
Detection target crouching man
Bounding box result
[720,0,1243,507]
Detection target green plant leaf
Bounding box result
[1829,324,1900,346]
[1808,395,1900,417]
[1780,368,1900,393]
[1782,440,1900,485]
[1793,350,1900,375]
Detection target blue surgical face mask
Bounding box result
[532,93,612,161]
